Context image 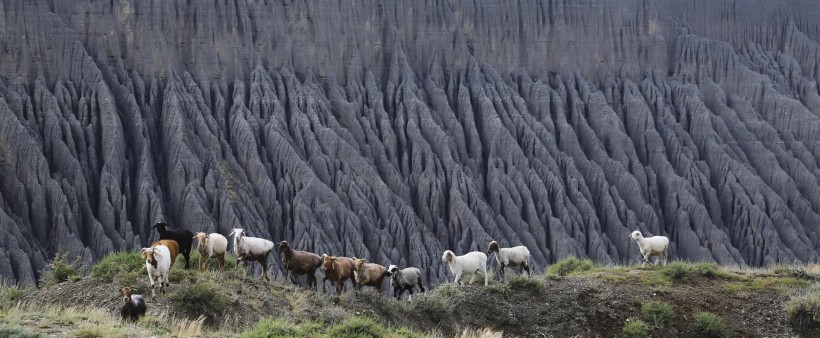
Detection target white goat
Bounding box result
[386,264,425,300]
[140,245,172,297]
[193,232,228,271]
[229,228,275,280]
[441,250,488,286]
[487,241,531,280]
[630,230,669,267]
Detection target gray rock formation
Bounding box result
[2,0,820,285]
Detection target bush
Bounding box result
[325,316,386,338]
[620,318,649,338]
[506,275,545,293]
[659,262,692,282]
[547,256,594,276]
[693,262,718,277]
[0,285,27,309]
[641,300,674,328]
[169,281,227,322]
[40,252,82,287]
[786,284,820,329]
[0,327,42,338]
[693,312,730,337]
[91,251,144,283]
[415,283,462,317]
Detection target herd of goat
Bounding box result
[121,222,670,322]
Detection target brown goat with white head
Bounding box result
[140,239,179,296]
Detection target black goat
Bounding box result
[152,222,194,269]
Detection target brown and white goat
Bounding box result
[119,287,147,322]
[276,241,323,289]
[193,232,228,271]
[140,240,179,296]
[321,255,357,295]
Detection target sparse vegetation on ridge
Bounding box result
[2,252,818,337]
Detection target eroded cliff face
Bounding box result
[2,0,820,285]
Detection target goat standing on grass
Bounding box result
[321,254,357,295]
[352,258,389,291]
[386,264,425,300]
[153,222,194,269]
[487,241,531,280]
[276,241,323,290]
[140,239,178,296]
[629,230,669,267]
[193,232,228,272]
[119,287,147,322]
[229,228,275,281]
[442,250,489,286]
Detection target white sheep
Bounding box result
[140,244,173,297]
[487,241,531,280]
[629,230,669,267]
[229,228,275,280]
[193,232,229,271]
[441,250,488,286]
[386,264,425,300]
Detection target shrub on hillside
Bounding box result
[547,256,593,276]
[40,252,82,287]
[325,316,386,338]
[240,318,323,338]
[620,318,649,338]
[693,312,730,337]
[169,281,226,322]
[91,251,144,283]
[659,262,692,282]
[641,300,674,328]
[786,284,820,329]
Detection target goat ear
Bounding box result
[360,259,368,263]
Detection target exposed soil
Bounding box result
[20,269,819,337]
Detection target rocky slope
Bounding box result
[3,0,820,285]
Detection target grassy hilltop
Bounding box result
[1,253,819,337]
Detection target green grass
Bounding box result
[722,276,808,294]
[641,300,674,328]
[240,316,428,338]
[325,316,387,338]
[90,251,144,283]
[240,318,324,338]
[547,256,594,276]
[0,326,42,338]
[693,312,730,337]
[620,318,649,338]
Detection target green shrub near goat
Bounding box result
[91,251,144,283]
[641,300,674,328]
[547,256,594,276]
